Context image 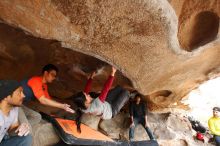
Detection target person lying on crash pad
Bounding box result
[72,66,130,132]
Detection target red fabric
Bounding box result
[84,78,93,94]
[98,76,114,103]
[84,76,114,103]
[28,76,51,99]
[196,132,204,140]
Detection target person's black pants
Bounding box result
[105,85,130,117]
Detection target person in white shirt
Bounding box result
[0,80,32,146]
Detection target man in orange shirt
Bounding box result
[20,64,74,126]
[27,64,74,113]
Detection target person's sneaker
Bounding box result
[129,138,134,142]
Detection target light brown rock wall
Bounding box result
[0,0,219,109]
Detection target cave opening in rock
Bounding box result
[179,11,219,51]
[150,90,172,98]
[147,90,174,110]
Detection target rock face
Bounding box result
[32,121,60,146]
[0,23,132,98]
[0,0,220,109]
[83,112,213,146]
[170,0,220,51]
[0,1,219,145]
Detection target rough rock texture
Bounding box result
[0,0,219,110]
[81,113,101,130]
[99,113,130,139]
[169,0,220,51]
[32,121,60,146]
[0,1,220,145]
[84,112,214,146]
[19,106,60,146]
[0,23,132,98]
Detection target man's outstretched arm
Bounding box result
[38,96,75,113]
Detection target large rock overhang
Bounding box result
[0,0,220,109]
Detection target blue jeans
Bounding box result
[129,117,155,140]
[0,135,32,146]
[214,135,220,146]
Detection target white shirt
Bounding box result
[0,107,18,142]
[83,98,112,119]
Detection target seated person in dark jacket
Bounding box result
[129,93,155,141]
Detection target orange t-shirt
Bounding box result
[27,76,51,99]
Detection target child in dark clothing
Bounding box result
[129,93,155,141]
